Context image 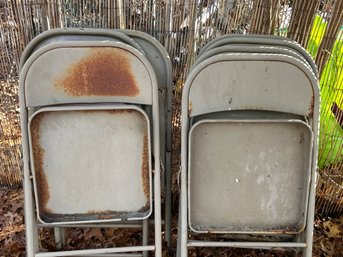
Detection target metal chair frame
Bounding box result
[193,44,309,70]
[197,34,318,78]
[178,52,320,257]
[20,27,174,248]
[20,38,162,257]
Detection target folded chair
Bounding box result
[20,29,165,257]
[22,28,174,248]
[178,45,319,256]
[197,34,318,77]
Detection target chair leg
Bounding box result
[165,152,172,247]
[179,184,188,257]
[153,161,162,257]
[24,177,39,257]
[304,170,317,257]
[54,227,65,249]
[142,219,149,257]
[176,200,182,257]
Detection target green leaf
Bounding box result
[317,33,343,168]
[307,15,327,58]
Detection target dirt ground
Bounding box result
[1,188,342,257]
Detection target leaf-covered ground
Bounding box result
[1,188,342,257]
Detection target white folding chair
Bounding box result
[193,44,309,70]
[178,50,319,256]
[197,34,318,77]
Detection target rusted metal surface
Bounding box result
[191,224,300,235]
[82,109,133,115]
[29,106,152,223]
[141,133,150,200]
[40,206,150,223]
[55,48,139,97]
[30,112,51,217]
[24,45,153,107]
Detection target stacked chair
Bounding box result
[19,28,172,257]
[178,34,320,257]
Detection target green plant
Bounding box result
[307,15,343,169]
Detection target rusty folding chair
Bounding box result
[21,28,174,247]
[19,29,168,257]
[178,36,320,257]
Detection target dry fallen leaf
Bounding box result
[323,220,342,238]
[84,228,105,242]
[1,188,343,256]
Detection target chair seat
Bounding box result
[188,119,313,234]
[29,105,152,224]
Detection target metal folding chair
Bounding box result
[178,44,319,256]
[197,34,318,78]
[22,32,173,239]
[20,29,164,257]
[193,44,309,70]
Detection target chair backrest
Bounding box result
[197,34,318,77]
[186,53,318,118]
[22,42,154,108]
[193,44,309,70]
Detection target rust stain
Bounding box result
[141,132,150,203]
[40,210,127,223]
[81,109,134,115]
[55,48,139,97]
[30,113,52,216]
[273,226,300,234]
[88,209,128,220]
[193,224,300,234]
[41,208,150,223]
